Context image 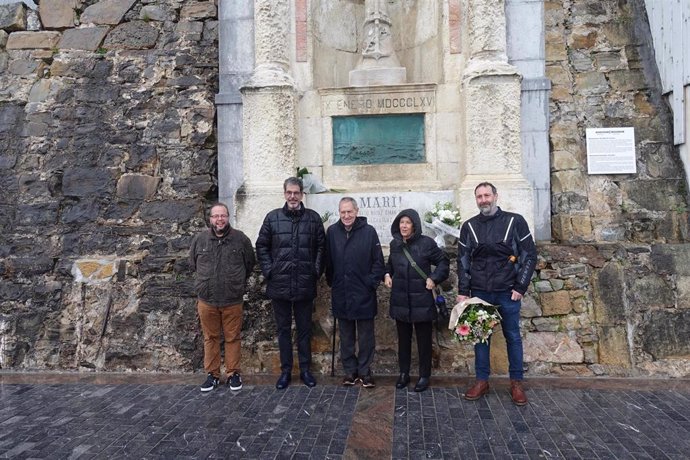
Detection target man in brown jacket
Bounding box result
[190,202,256,392]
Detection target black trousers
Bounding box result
[272,299,313,373]
[396,320,433,378]
[338,318,375,377]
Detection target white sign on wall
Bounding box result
[586,127,636,174]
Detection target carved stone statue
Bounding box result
[349,0,406,86]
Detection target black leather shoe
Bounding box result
[414,377,430,392]
[300,370,316,388]
[395,373,410,389]
[276,372,291,390]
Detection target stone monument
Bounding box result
[236,0,535,242]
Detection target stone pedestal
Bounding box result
[459,62,534,228]
[349,67,406,86]
[237,87,297,240]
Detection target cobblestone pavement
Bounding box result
[1,374,689,459]
[0,383,358,459]
[393,385,690,460]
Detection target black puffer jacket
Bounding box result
[325,216,385,320]
[189,226,256,307]
[255,202,326,301]
[386,209,449,323]
[457,207,537,296]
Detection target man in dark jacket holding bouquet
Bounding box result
[326,197,385,388]
[457,182,537,405]
[256,177,326,389]
[190,202,256,392]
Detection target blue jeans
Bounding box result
[472,290,523,381]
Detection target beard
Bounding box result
[213,223,229,235]
[478,202,496,216]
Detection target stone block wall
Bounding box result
[531,243,690,377]
[0,0,221,371]
[546,0,689,244]
[535,0,690,377]
[1,0,689,378]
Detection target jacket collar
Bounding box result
[477,206,503,222]
[336,216,367,232]
[282,202,305,218]
[209,224,232,240]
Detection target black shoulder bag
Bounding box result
[401,246,449,321]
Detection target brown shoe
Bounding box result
[464,380,489,400]
[510,380,528,406]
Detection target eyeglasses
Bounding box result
[284,191,303,197]
[210,214,228,219]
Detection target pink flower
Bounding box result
[458,324,471,336]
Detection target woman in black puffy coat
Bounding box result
[384,209,449,392]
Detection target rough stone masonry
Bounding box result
[0,0,689,378]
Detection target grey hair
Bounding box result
[283,177,304,192]
[339,196,358,210]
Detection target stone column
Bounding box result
[216,0,254,222]
[459,0,535,231]
[238,0,298,239]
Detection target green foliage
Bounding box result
[672,204,687,214]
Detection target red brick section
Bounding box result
[449,0,462,54]
[296,0,307,61]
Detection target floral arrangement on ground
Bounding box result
[424,201,461,227]
[451,302,502,345]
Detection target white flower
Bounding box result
[425,201,461,226]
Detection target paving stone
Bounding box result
[0,383,357,459]
[2,380,690,459]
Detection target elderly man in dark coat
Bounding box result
[325,197,385,388]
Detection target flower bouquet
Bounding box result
[424,201,461,226]
[423,201,461,247]
[448,297,502,345]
